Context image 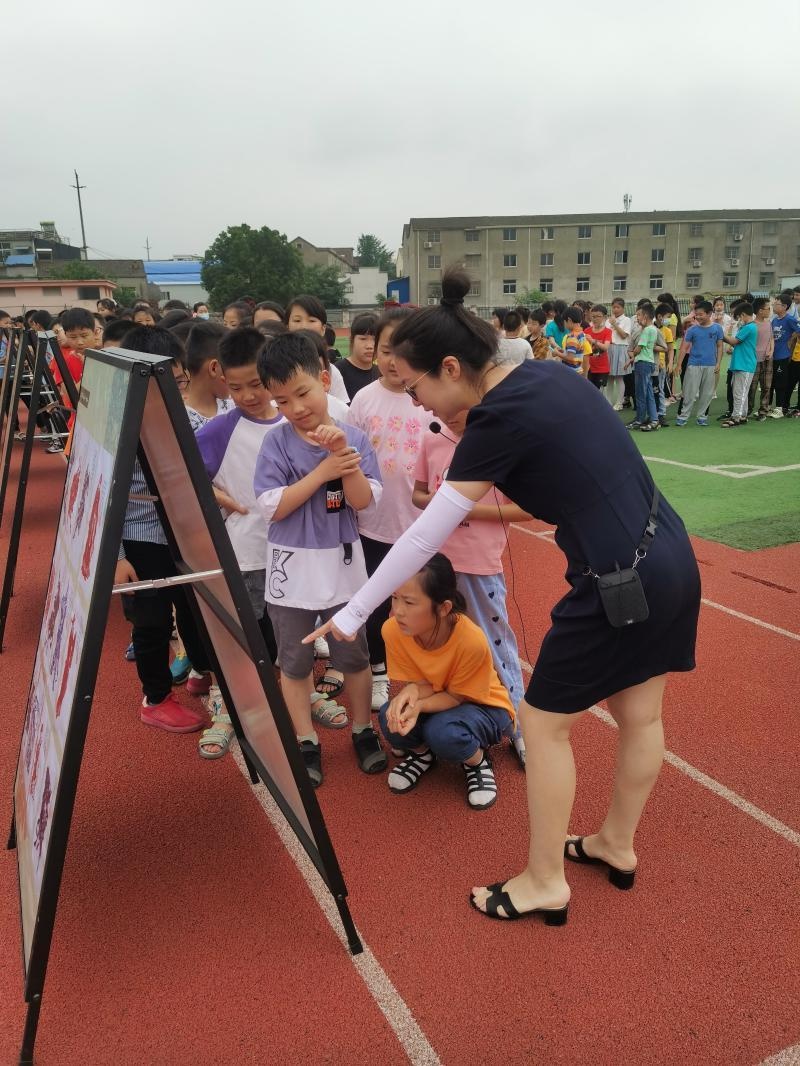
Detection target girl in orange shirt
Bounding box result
[380,554,514,810]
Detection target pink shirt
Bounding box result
[414,429,510,576]
[347,379,432,543]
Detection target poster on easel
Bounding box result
[9,348,360,1064]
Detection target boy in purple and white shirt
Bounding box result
[253,332,386,787]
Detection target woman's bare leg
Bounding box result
[471,701,581,914]
[567,674,666,872]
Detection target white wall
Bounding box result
[344,265,387,307]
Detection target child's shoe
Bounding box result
[388,749,436,793]
[186,669,211,696]
[371,671,390,712]
[170,654,191,684]
[141,693,206,733]
[299,738,322,788]
[124,641,136,661]
[313,636,330,659]
[463,753,497,810]
[352,727,387,774]
[696,417,709,426]
[675,417,688,427]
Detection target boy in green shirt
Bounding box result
[626,303,660,431]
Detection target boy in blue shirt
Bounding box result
[770,293,800,417]
[721,304,757,427]
[676,301,723,426]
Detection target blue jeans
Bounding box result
[379,702,512,764]
[456,572,524,741]
[634,360,657,423]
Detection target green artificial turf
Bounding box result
[624,390,800,550]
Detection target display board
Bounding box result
[9,348,359,1065]
[0,328,26,527]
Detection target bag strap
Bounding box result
[635,485,660,564]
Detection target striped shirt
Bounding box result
[119,458,167,559]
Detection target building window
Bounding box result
[541,227,554,240]
[428,284,442,298]
[614,249,628,265]
[649,275,663,290]
[539,279,553,293]
[502,228,517,241]
[503,279,517,294]
[651,248,665,263]
[465,230,479,242]
[1,286,15,297]
[47,286,62,296]
[761,245,777,259]
[465,253,481,266]
[427,230,440,242]
[615,224,629,238]
[469,283,481,296]
[689,222,704,237]
[722,273,738,288]
[652,223,666,236]
[77,285,101,299]
[576,277,590,292]
[503,254,517,267]
[427,298,438,305]
[688,247,703,262]
[726,222,744,239]
[612,277,627,292]
[763,221,778,235]
[540,252,554,266]
[577,251,591,266]
[427,255,441,268]
[578,225,592,239]
[724,246,740,261]
[686,274,702,289]
[758,272,774,288]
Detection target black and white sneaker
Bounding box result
[387,749,436,793]
[463,754,497,810]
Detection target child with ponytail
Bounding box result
[380,554,516,810]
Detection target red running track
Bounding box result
[1,444,799,1065]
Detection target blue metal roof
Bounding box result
[144,260,202,285]
[4,254,35,266]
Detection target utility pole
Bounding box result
[71,170,88,260]
[144,237,151,261]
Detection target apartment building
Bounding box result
[401,210,800,306]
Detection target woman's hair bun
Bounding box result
[440,266,471,308]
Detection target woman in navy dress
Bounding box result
[307,268,700,924]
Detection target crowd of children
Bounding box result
[3,281,798,806]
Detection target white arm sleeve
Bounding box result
[332,481,475,636]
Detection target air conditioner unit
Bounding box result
[730,258,740,267]
[733,233,743,241]
[691,260,702,268]
[765,258,776,266]
[423,242,432,249]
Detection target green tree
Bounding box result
[356,233,396,278]
[302,265,349,308]
[110,285,138,307]
[201,224,305,310]
[516,288,550,307]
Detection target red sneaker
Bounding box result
[141,693,207,733]
[185,670,211,696]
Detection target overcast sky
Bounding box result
[4,0,797,262]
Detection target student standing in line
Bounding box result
[748,297,775,420]
[720,304,757,427]
[607,298,632,410]
[675,301,723,426]
[583,305,612,397]
[770,292,800,417]
[625,304,660,431]
[337,313,380,400]
[285,294,350,405]
[182,321,233,430]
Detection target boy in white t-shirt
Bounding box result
[195,327,284,757]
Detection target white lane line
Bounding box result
[642,456,800,479]
[509,525,800,641]
[759,1043,800,1065]
[700,598,800,641]
[518,662,800,849]
[231,747,442,1066]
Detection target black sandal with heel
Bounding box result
[564,837,636,890]
[469,882,569,925]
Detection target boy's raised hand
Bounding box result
[309,424,347,453]
[318,448,362,481]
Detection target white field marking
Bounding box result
[700,599,800,642]
[759,1043,800,1065]
[517,661,800,849]
[642,455,800,479]
[231,747,442,1066]
[510,525,800,642]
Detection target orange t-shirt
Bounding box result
[382,614,515,723]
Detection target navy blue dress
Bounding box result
[447,359,700,714]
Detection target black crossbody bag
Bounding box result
[585,488,660,628]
